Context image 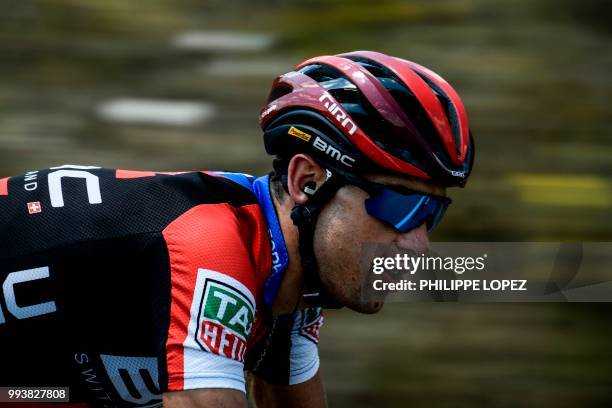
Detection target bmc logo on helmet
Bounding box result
[313,137,355,167]
[319,92,358,135]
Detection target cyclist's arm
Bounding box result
[162,204,264,407]
[249,369,327,408]
[245,307,326,407]
[163,388,247,408]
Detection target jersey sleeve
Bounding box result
[162,202,269,393]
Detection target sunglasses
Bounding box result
[345,175,451,233]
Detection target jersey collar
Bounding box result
[251,174,289,307]
[208,172,290,307]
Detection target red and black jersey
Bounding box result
[0,166,279,406]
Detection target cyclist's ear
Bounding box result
[286,154,326,205]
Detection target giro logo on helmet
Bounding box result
[313,136,356,167]
[319,92,358,135]
[450,170,466,178]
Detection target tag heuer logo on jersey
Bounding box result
[194,269,255,363]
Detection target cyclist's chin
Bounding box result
[347,300,385,314]
[322,276,385,313]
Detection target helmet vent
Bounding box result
[321,77,356,91]
[299,63,344,83]
[268,83,293,103]
[410,69,461,155]
[346,56,457,167]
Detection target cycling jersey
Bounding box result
[0,165,323,407]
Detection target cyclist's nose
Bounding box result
[395,223,430,254]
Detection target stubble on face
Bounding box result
[312,173,442,313]
[313,185,390,313]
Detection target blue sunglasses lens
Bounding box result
[364,188,450,233]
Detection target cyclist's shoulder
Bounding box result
[1,165,259,208]
[111,168,257,202]
[0,166,266,260]
[162,171,271,293]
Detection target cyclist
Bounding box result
[0,51,473,407]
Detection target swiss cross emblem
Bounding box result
[27,201,42,214]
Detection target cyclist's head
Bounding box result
[261,51,474,311]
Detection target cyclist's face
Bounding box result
[314,173,446,313]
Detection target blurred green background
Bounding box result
[1,0,611,406]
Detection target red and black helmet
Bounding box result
[260,50,474,187]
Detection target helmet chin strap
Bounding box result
[290,172,345,309]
